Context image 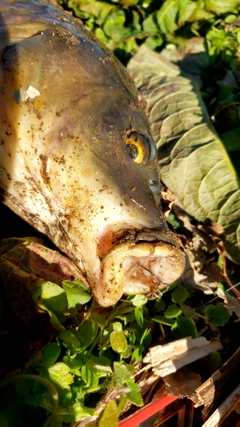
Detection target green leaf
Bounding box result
[117,395,128,414]
[103,10,129,43]
[205,0,239,14]
[207,351,222,374]
[58,330,80,346]
[60,402,94,424]
[89,312,107,327]
[167,211,183,229]
[61,357,81,376]
[127,44,240,264]
[38,342,61,368]
[39,304,65,330]
[205,304,230,326]
[112,322,123,332]
[189,4,213,21]
[171,316,198,338]
[81,364,98,388]
[140,328,152,347]
[152,315,175,326]
[98,400,118,427]
[142,14,159,34]
[110,331,128,354]
[84,354,112,374]
[121,346,133,359]
[156,1,179,34]
[131,294,148,307]
[75,321,99,351]
[172,287,189,304]
[47,362,74,393]
[125,383,143,407]
[164,303,182,318]
[225,14,237,24]
[61,279,91,312]
[15,379,33,397]
[38,281,68,313]
[134,306,145,328]
[0,405,22,427]
[47,362,73,389]
[131,347,143,363]
[154,298,166,311]
[65,0,115,24]
[113,362,132,386]
[145,35,164,50]
[156,0,198,35]
[177,0,199,23]
[221,128,240,152]
[113,362,143,406]
[221,128,240,176]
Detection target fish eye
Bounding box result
[125,132,155,165]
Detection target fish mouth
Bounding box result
[96,236,186,307]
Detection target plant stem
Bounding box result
[0,374,59,427]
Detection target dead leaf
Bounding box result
[216,287,240,319]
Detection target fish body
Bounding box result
[0,0,185,306]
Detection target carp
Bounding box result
[0,0,185,307]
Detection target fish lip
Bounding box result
[94,239,186,307]
[96,225,177,261]
[115,227,178,247]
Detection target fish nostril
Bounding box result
[149,176,161,209]
[149,178,160,194]
[147,165,161,207]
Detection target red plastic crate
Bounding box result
[119,395,194,427]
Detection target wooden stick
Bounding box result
[201,384,240,427]
[143,337,222,377]
[195,347,240,410]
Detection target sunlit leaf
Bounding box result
[62,279,91,312]
[60,402,94,424]
[131,294,148,307]
[64,0,115,24]
[205,0,239,14]
[110,331,128,354]
[156,1,179,34]
[142,14,159,34]
[113,362,143,406]
[164,303,182,318]
[39,281,68,313]
[98,400,118,427]
[48,362,74,395]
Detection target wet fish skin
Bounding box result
[0,0,185,306]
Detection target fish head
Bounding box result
[0,14,185,306]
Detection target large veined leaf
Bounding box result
[127,44,240,264]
